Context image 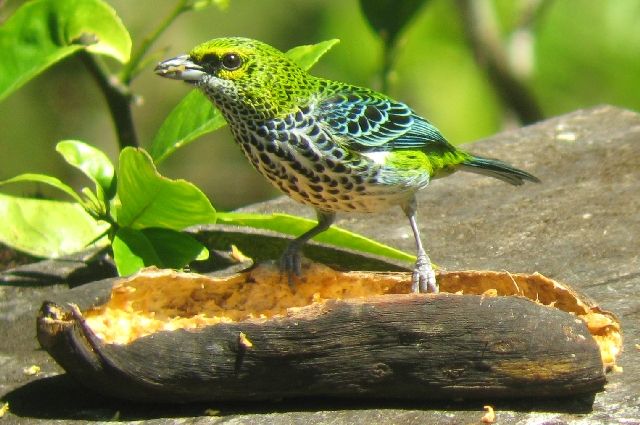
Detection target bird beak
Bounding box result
[154,54,205,82]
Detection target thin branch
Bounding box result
[456,0,543,125]
[120,0,188,84]
[79,51,138,149]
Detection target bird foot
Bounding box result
[279,245,302,287]
[412,254,438,293]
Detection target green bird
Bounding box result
[155,37,539,293]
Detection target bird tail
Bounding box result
[459,155,540,186]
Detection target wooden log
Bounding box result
[37,263,620,403]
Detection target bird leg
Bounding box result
[403,199,438,293]
[280,210,336,284]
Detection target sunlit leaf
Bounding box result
[0,193,108,258]
[0,173,84,205]
[149,90,226,163]
[142,228,209,267]
[112,227,160,276]
[217,212,415,263]
[0,0,131,101]
[150,39,340,163]
[56,140,116,201]
[111,227,209,276]
[284,39,341,72]
[116,148,216,230]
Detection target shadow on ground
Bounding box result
[4,373,595,421]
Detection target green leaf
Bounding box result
[359,0,429,46]
[216,212,415,263]
[150,90,227,163]
[116,148,216,230]
[285,39,341,71]
[150,39,340,163]
[0,0,132,102]
[111,227,208,276]
[56,140,116,201]
[0,173,84,205]
[0,193,108,258]
[112,227,160,276]
[142,228,209,268]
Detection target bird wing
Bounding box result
[315,88,448,152]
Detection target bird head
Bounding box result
[155,37,313,119]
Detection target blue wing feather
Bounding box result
[315,87,450,152]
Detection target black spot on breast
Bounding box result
[309,184,324,193]
[311,192,325,201]
[308,125,320,137]
[314,163,325,173]
[259,153,272,166]
[333,163,346,173]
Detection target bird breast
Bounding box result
[227,110,420,213]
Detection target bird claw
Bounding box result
[412,254,438,293]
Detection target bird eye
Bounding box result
[221,53,242,70]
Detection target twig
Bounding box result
[456,0,543,124]
[120,0,189,84]
[79,51,138,149]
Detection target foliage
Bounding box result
[0,0,130,102]
[1,141,215,273]
[0,0,412,275]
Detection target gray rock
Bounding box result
[1,105,638,424]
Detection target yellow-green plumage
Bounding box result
[155,37,539,293]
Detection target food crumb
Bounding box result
[0,402,9,418]
[22,365,40,376]
[230,245,251,263]
[481,405,496,423]
[204,408,220,416]
[239,332,253,349]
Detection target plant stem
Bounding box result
[120,0,188,84]
[380,42,395,94]
[456,0,543,124]
[79,51,138,149]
